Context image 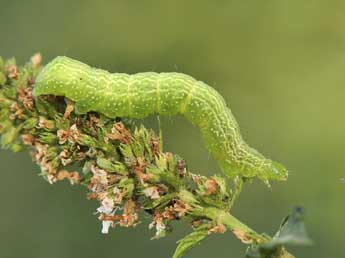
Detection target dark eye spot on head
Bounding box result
[80,78,82,80]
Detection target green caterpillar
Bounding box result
[33,56,287,183]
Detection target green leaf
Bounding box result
[39,132,57,144]
[246,207,312,258]
[173,226,209,258]
[266,206,312,248]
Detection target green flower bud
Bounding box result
[51,157,61,169]
[81,161,92,175]
[11,143,25,152]
[2,86,16,100]
[178,189,199,208]
[23,117,38,129]
[39,132,57,144]
[118,177,135,198]
[77,133,98,148]
[0,125,22,148]
[45,147,59,161]
[0,92,14,108]
[34,98,58,118]
[0,108,10,121]
[96,157,128,175]
[0,120,12,134]
[119,143,135,162]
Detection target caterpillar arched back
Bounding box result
[33,56,288,183]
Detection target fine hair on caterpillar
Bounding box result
[33,56,288,183]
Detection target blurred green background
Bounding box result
[0,1,344,257]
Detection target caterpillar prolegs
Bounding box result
[33,56,288,183]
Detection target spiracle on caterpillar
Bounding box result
[33,56,288,184]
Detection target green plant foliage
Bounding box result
[246,207,311,258]
[173,226,210,258]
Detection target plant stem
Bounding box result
[192,207,296,258]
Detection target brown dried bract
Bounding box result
[87,192,98,200]
[150,132,160,156]
[47,174,57,184]
[191,174,203,184]
[63,99,74,119]
[38,116,55,130]
[75,151,87,161]
[113,187,126,204]
[161,200,192,220]
[121,199,139,227]
[56,170,70,181]
[107,122,133,144]
[232,229,254,244]
[17,87,34,110]
[176,159,187,175]
[31,53,43,68]
[208,224,226,234]
[172,200,192,217]
[205,178,219,195]
[57,129,69,144]
[143,186,160,199]
[7,65,19,79]
[33,143,48,162]
[59,149,72,166]
[21,134,35,146]
[162,206,176,220]
[57,124,80,144]
[87,114,102,128]
[132,157,151,183]
[10,102,24,120]
[69,171,81,184]
[40,159,57,175]
[68,124,80,142]
[151,210,165,229]
[100,214,123,222]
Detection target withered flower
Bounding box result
[120,199,139,227]
[205,178,219,195]
[37,116,55,130]
[232,229,254,244]
[21,134,35,146]
[63,99,74,119]
[208,224,226,234]
[107,122,132,143]
[59,149,72,166]
[143,186,160,199]
[17,87,34,110]
[30,53,43,68]
[7,64,19,79]
[149,211,166,238]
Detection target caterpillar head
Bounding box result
[240,146,288,183]
[221,149,288,184]
[262,160,288,182]
[33,56,92,102]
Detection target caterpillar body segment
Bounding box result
[33,56,288,183]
